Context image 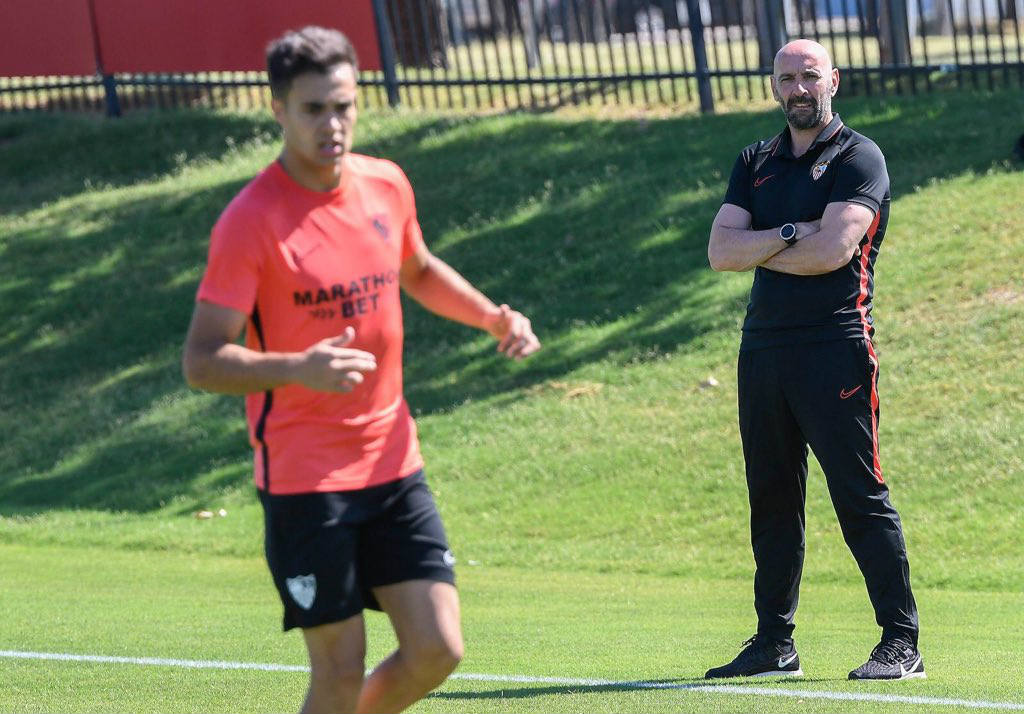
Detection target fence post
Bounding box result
[86,0,120,117]
[879,0,911,67]
[101,73,121,117]
[757,0,787,70]
[685,0,714,113]
[370,0,401,107]
[519,0,540,69]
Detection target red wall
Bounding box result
[1,0,380,77]
[0,0,97,77]
[93,0,381,73]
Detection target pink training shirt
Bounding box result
[196,154,426,494]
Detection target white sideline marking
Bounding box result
[3,650,1023,711]
[0,649,308,673]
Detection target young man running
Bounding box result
[182,26,540,713]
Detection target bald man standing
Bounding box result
[705,40,923,681]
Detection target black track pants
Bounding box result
[737,338,919,646]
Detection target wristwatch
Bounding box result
[779,222,799,246]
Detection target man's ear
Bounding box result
[830,68,840,97]
[770,76,780,102]
[271,97,286,124]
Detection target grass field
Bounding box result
[1,88,1023,712]
[3,543,1024,713]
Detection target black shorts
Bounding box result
[259,471,456,631]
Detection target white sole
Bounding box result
[850,670,927,681]
[751,669,804,677]
[897,671,927,680]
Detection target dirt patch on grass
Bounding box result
[985,287,1024,305]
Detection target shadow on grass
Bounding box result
[431,676,838,700]
[0,110,278,215]
[1,89,1021,513]
[432,679,693,701]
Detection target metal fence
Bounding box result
[2,0,1023,115]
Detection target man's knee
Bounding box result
[403,634,463,685]
[311,659,366,685]
[309,641,367,690]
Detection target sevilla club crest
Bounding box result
[286,574,317,610]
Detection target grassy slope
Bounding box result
[1,91,1022,597]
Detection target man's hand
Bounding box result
[485,304,541,361]
[293,327,377,392]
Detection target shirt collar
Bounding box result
[776,113,844,159]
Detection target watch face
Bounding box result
[781,223,797,240]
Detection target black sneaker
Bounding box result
[848,639,926,680]
[705,635,803,679]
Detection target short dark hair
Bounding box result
[266,26,358,99]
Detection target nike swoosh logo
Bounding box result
[899,655,921,677]
[840,385,862,399]
[778,653,798,668]
[754,174,775,187]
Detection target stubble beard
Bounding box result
[785,94,829,130]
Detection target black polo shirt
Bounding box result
[722,114,890,351]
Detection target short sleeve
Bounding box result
[829,140,889,215]
[391,164,426,262]
[195,203,263,315]
[722,151,753,211]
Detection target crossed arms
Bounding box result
[707,200,876,275]
[184,196,872,393]
[182,240,540,395]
